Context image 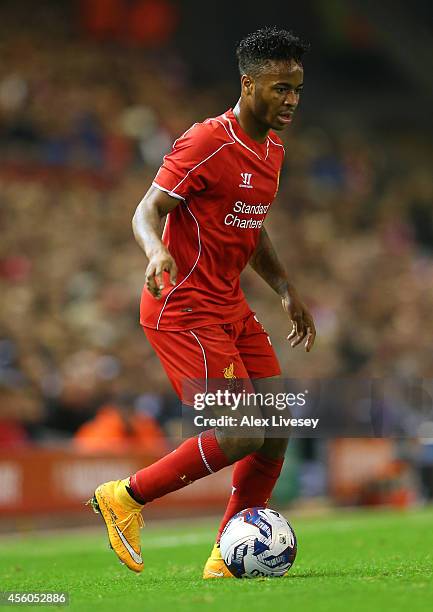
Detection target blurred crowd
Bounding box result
[1,12,432,453]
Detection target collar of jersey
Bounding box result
[223,108,269,162]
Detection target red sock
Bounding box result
[216,451,284,541]
[129,429,230,503]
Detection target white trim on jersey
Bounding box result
[213,117,235,140]
[189,330,208,395]
[152,181,185,201]
[155,203,201,330]
[156,120,234,201]
[158,124,200,178]
[268,135,285,149]
[265,139,270,160]
[171,140,235,196]
[172,122,199,149]
[223,113,263,161]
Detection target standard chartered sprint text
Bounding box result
[224,201,270,229]
[193,390,307,411]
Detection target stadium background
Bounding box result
[1,0,432,529]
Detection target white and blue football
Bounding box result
[219,507,297,578]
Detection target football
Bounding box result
[219,507,297,578]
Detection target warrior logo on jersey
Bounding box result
[239,172,253,188]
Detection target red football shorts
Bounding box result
[143,312,281,401]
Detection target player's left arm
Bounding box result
[249,226,316,352]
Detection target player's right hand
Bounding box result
[145,249,177,299]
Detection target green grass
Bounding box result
[1,508,433,612]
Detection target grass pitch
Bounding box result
[1,508,433,612]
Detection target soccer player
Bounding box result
[89,27,315,577]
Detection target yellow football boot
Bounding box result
[87,478,144,573]
[203,542,234,579]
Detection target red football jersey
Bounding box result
[140,108,285,330]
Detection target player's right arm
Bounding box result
[133,119,229,299]
[132,186,180,299]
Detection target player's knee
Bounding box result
[261,437,289,459]
[231,434,264,459]
[216,429,265,461]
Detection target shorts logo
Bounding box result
[223,362,239,392]
[239,172,253,188]
[223,362,236,379]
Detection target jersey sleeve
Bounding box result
[153,121,229,201]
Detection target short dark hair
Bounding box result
[236,27,309,76]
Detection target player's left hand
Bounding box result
[282,292,316,352]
